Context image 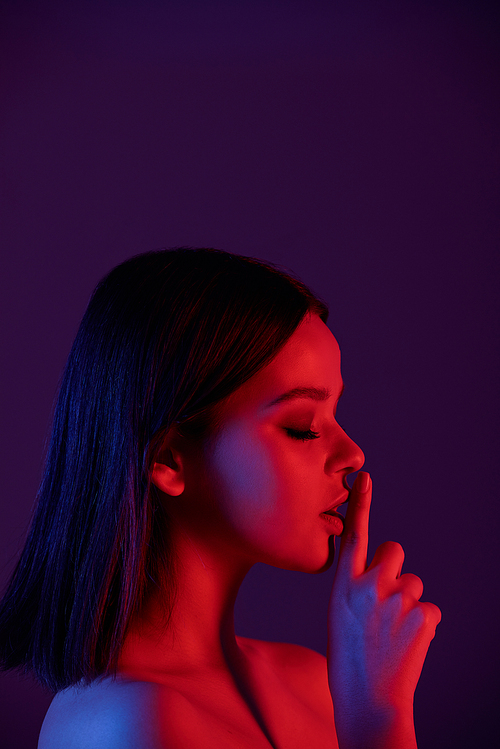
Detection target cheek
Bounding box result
[207,425,278,526]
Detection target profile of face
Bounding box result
[155,314,365,574]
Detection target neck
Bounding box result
[118,525,252,678]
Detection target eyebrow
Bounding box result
[265,382,344,408]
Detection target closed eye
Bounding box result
[285,428,320,442]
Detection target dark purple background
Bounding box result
[1,1,499,747]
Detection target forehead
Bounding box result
[223,314,341,414]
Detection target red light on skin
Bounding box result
[320,511,344,535]
[152,314,364,575]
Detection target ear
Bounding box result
[151,428,185,497]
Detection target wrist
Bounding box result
[334,702,417,749]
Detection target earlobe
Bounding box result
[151,460,185,496]
[152,457,185,496]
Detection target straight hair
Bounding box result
[0,248,328,692]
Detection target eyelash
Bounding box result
[285,428,321,442]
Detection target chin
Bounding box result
[305,534,337,575]
[269,536,337,575]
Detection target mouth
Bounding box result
[319,509,344,535]
[322,492,349,516]
[319,493,349,535]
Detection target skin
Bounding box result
[38,314,441,749]
[328,472,441,748]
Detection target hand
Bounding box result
[327,472,441,748]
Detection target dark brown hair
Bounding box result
[0,248,328,692]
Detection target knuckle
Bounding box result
[385,540,404,557]
[403,572,422,583]
[406,603,427,629]
[401,572,424,595]
[345,579,378,610]
[342,529,361,547]
[376,540,404,560]
[412,601,442,630]
[425,601,442,625]
[387,588,405,610]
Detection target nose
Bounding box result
[324,426,365,480]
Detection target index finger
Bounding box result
[336,471,372,578]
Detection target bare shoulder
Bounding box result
[237,637,330,702]
[38,677,187,749]
[239,636,327,672]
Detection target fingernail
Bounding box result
[356,471,370,492]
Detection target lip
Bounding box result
[319,509,344,535]
[322,492,349,515]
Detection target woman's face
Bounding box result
[177,313,365,573]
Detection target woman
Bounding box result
[0,248,440,748]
